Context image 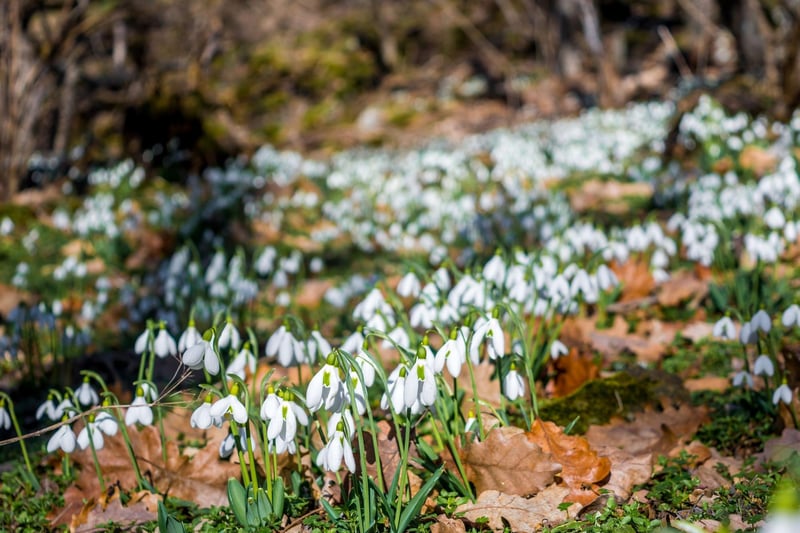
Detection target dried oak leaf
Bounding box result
[528,420,611,505]
[456,426,561,496]
[71,489,159,532]
[430,514,467,533]
[610,259,655,302]
[656,270,708,308]
[546,347,600,398]
[757,428,800,466]
[456,486,572,533]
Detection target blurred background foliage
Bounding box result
[2,0,800,200]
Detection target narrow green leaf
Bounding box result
[227,478,248,526]
[272,477,285,518]
[397,467,444,533]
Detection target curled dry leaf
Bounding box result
[610,259,655,302]
[656,271,708,308]
[431,514,467,533]
[70,489,159,532]
[546,347,600,398]
[527,420,611,505]
[455,426,560,496]
[456,486,572,533]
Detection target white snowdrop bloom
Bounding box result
[764,206,786,229]
[396,272,422,298]
[0,402,10,430]
[182,337,220,375]
[36,396,58,421]
[259,387,281,422]
[503,365,525,401]
[438,302,460,325]
[732,370,754,388]
[381,326,411,352]
[354,344,377,387]
[773,383,793,405]
[227,343,257,379]
[75,380,99,406]
[409,302,435,329]
[134,327,153,355]
[473,312,505,360]
[752,310,772,333]
[178,322,202,352]
[218,320,241,350]
[53,398,74,419]
[483,253,507,285]
[47,424,76,454]
[785,221,798,243]
[210,387,248,425]
[306,356,346,413]
[305,330,332,365]
[712,316,737,340]
[267,325,304,367]
[77,419,105,450]
[255,246,277,276]
[219,428,256,459]
[405,348,437,408]
[325,409,355,438]
[652,269,670,284]
[570,269,598,303]
[125,395,153,426]
[96,411,119,436]
[739,322,757,345]
[267,393,308,443]
[341,328,365,354]
[435,329,466,378]
[309,257,324,273]
[432,267,451,291]
[316,423,356,473]
[753,355,775,377]
[651,249,669,270]
[595,262,622,291]
[191,398,222,429]
[782,305,800,328]
[381,363,410,413]
[550,340,569,360]
[154,326,177,358]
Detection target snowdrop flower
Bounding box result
[135,325,153,355]
[751,310,772,334]
[753,355,775,377]
[316,422,356,473]
[182,335,220,375]
[95,411,118,436]
[219,428,256,458]
[773,383,793,405]
[218,319,241,351]
[341,327,365,354]
[382,326,411,352]
[712,316,737,340]
[435,328,466,378]
[53,398,74,419]
[550,339,569,360]
[0,401,10,430]
[355,343,377,387]
[305,330,332,365]
[178,320,202,352]
[464,411,477,433]
[473,309,505,360]
[260,386,281,422]
[503,364,525,401]
[306,354,346,413]
[381,363,409,413]
[764,206,786,230]
[782,305,800,328]
[75,379,99,406]
[47,424,76,454]
[36,395,58,421]
[227,343,257,379]
[732,370,754,388]
[396,272,421,298]
[596,264,618,291]
[739,322,757,345]
[405,346,437,408]
[125,391,153,426]
[154,325,177,358]
[191,397,222,429]
[483,253,507,285]
[266,323,305,367]
[77,412,117,450]
[326,409,355,439]
[267,391,308,444]
[209,385,248,424]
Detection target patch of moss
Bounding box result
[538,369,683,434]
[662,336,737,377]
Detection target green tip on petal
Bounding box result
[417,365,426,380]
[323,370,331,388]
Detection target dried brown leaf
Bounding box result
[359,420,421,494]
[547,347,600,397]
[757,428,800,465]
[656,271,708,308]
[70,489,158,532]
[430,514,467,533]
[456,426,561,496]
[610,259,655,302]
[528,420,611,505]
[456,487,572,532]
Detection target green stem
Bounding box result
[86,421,106,493]
[2,396,37,489]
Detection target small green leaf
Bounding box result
[272,477,285,518]
[227,478,248,526]
[158,500,187,533]
[397,467,444,533]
